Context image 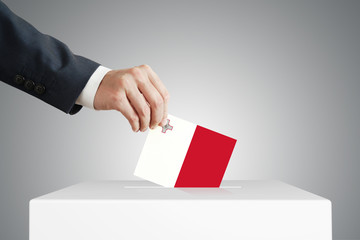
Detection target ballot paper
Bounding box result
[134,115,237,187]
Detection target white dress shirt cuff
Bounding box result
[75,66,112,109]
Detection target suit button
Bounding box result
[14,75,25,85]
[34,84,46,95]
[24,80,35,91]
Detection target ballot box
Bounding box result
[29,180,332,240]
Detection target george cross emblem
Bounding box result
[161,119,173,133]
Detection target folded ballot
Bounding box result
[134,115,237,187]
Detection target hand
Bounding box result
[94,64,169,132]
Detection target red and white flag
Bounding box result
[134,115,237,187]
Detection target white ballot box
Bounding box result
[30,180,332,240]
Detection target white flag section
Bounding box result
[134,115,237,187]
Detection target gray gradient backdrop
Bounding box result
[0,0,359,239]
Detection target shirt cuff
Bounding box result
[75,66,112,109]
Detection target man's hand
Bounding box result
[94,65,169,132]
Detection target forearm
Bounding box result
[0,1,99,114]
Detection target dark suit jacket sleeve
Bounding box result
[0,1,100,114]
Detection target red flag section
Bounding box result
[175,126,237,187]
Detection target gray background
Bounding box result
[0,0,359,239]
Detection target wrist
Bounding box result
[76,66,112,109]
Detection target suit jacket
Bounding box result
[0,1,100,114]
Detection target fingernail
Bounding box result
[161,119,167,126]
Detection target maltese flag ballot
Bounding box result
[134,115,237,187]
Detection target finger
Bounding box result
[138,81,164,129]
[143,65,169,101]
[160,101,168,126]
[142,65,169,126]
[114,93,140,132]
[126,86,151,132]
